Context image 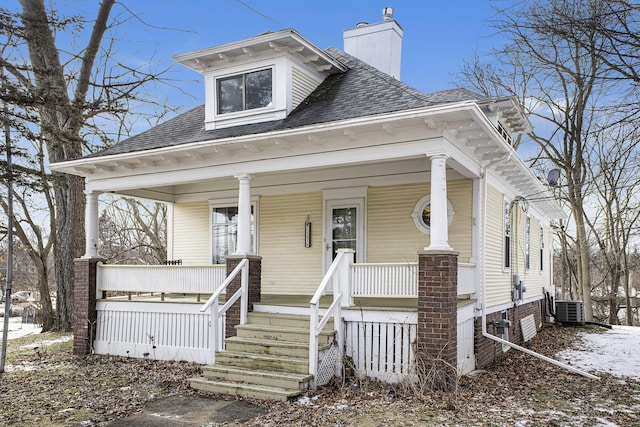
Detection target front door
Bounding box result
[323,198,365,273]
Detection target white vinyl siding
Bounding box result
[485,186,512,307]
[291,67,319,110]
[367,180,473,263]
[259,192,323,295]
[172,201,210,265]
[520,216,550,298]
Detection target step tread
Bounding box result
[190,377,302,400]
[203,365,312,381]
[217,350,308,364]
[236,323,335,335]
[225,336,330,350]
[248,312,314,321]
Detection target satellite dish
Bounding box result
[547,169,560,187]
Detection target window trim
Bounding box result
[216,67,274,115]
[524,215,531,271]
[209,197,259,264]
[504,202,511,270]
[411,195,456,235]
[539,226,545,272]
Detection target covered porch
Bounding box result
[90,258,477,385]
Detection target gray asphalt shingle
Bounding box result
[86,48,485,159]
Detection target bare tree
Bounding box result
[458,0,640,321]
[99,196,167,265]
[1,1,176,330]
[585,124,640,325]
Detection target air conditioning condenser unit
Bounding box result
[555,300,584,323]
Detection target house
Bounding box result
[51,8,563,400]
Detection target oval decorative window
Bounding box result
[411,195,455,234]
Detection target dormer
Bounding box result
[174,29,346,130]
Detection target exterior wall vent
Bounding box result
[555,300,584,323]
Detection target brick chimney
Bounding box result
[343,7,403,79]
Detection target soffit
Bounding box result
[173,29,346,75]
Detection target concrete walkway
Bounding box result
[107,394,266,426]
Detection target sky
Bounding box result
[4,0,504,118]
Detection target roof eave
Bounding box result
[173,29,347,74]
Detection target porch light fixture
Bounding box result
[411,195,455,234]
[305,215,312,248]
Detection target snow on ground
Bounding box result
[0,317,42,340]
[556,325,640,380]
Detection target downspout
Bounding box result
[479,156,599,380]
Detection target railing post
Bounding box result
[210,298,219,364]
[309,302,319,385]
[240,260,249,325]
[338,249,355,307]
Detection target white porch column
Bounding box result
[427,153,452,251]
[83,190,101,258]
[234,174,253,255]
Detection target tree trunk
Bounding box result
[35,259,54,331]
[52,176,85,330]
[573,206,594,321]
[20,0,115,330]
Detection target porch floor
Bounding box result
[101,293,475,311]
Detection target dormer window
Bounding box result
[217,69,273,114]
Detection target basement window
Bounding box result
[217,69,273,114]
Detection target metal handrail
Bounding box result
[199,258,249,363]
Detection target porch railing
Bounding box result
[351,262,477,297]
[351,263,417,297]
[200,259,249,364]
[309,249,353,387]
[97,264,227,295]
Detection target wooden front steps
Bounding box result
[189,312,334,401]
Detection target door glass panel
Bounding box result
[332,207,357,260]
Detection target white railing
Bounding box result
[309,249,353,386]
[351,262,477,297]
[97,264,227,295]
[351,263,417,297]
[200,259,249,364]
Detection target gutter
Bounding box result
[478,157,598,380]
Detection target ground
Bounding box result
[0,323,639,426]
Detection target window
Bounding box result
[504,202,511,269]
[217,69,273,114]
[525,216,531,270]
[411,195,456,234]
[497,121,513,145]
[211,204,256,264]
[539,227,544,271]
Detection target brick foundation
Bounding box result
[73,257,104,355]
[416,250,458,391]
[474,298,545,368]
[225,255,262,338]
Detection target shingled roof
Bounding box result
[87,48,485,159]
